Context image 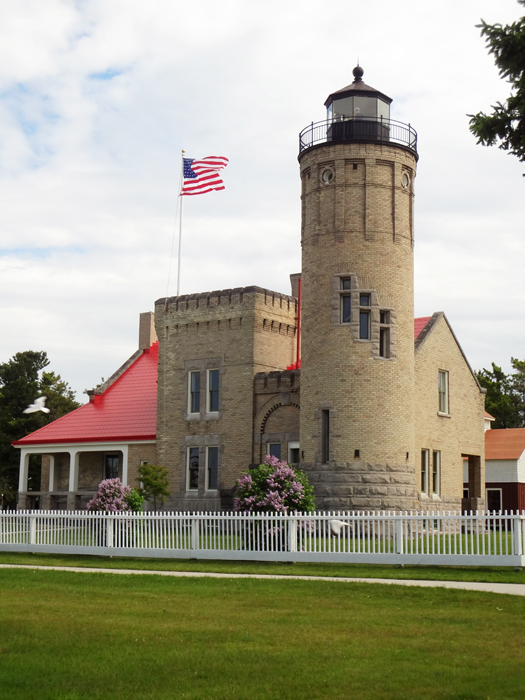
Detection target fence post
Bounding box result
[29,514,36,545]
[191,517,199,550]
[513,515,523,556]
[288,517,297,553]
[106,517,114,548]
[396,517,403,555]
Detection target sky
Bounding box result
[0,0,523,401]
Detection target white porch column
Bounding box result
[18,450,30,493]
[68,449,80,492]
[121,446,129,486]
[48,455,56,491]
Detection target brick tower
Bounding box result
[299,66,420,511]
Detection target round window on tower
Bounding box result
[320,167,335,185]
[401,172,410,189]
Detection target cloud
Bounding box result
[0,0,523,398]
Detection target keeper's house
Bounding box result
[14,67,487,512]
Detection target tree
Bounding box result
[86,478,144,512]
[469,2,525,172]
[0,351,80,505]
[476,358,525,428]
[137,464,171,512]
[234,455,315,513]
[476,363,519,428]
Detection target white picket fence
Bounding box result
[1,510,524,567]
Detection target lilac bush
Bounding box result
[234,455,315,514]
[86,478,143,512]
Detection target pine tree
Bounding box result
[469,1,525,172]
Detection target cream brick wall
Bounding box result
[298,141,420,510]
[155,286,297,510]
[414,313,485,509]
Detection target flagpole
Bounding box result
[176,149,185,297]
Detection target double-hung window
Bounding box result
[438,370,449,414]
[208,369,219,413]
[189,371,200,414]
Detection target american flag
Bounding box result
[181,156,229,196]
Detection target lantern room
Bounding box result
[325,65,392,122]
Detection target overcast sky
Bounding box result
[0,0,523,401]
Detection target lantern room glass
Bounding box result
[328,96,390,122]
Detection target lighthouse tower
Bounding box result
[298,66,420,511]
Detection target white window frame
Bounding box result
[207,369,220,414]
[186,446,199,491]
[432,450,441,497]
[420,449,429,496]
[188,371,201,415]
[205,446,219,492]
[438,370,449,414]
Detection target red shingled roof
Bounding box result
[14,343,158,446]
[485,428,525,460]
[414,317,431,339]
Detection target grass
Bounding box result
[1,550,525,584]
[0,567,524,699]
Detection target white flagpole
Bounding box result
[176,149,185,297]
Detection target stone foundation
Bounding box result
[302,460,419,512]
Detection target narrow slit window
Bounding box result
[421,449,429,494]
[341,295,351,323]
[359,310,370,339]
[321,410,330,463]
[438,370,449,414]
[340,277,351,324]
[432,451,440,495]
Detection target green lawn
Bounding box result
[0,568,524,699]
[1,550,525,584]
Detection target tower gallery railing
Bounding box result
[299,117,418,155]
[0,510,523,567]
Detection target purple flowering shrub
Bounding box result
[234,455,315,514]
[86,478,144,512]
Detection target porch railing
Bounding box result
[1,510,523,567]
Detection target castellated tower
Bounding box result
[299,66,420,511]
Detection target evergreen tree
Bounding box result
[0,351,80,505]
[469,1,525,172]
[476,363,519,428]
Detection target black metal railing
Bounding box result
[299,116,418,156]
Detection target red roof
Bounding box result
[14,343,158,446]
[485,411,495,420]
[414,317,431,339]
[485,428,525,460]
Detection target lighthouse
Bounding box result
[298,66,420,511]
